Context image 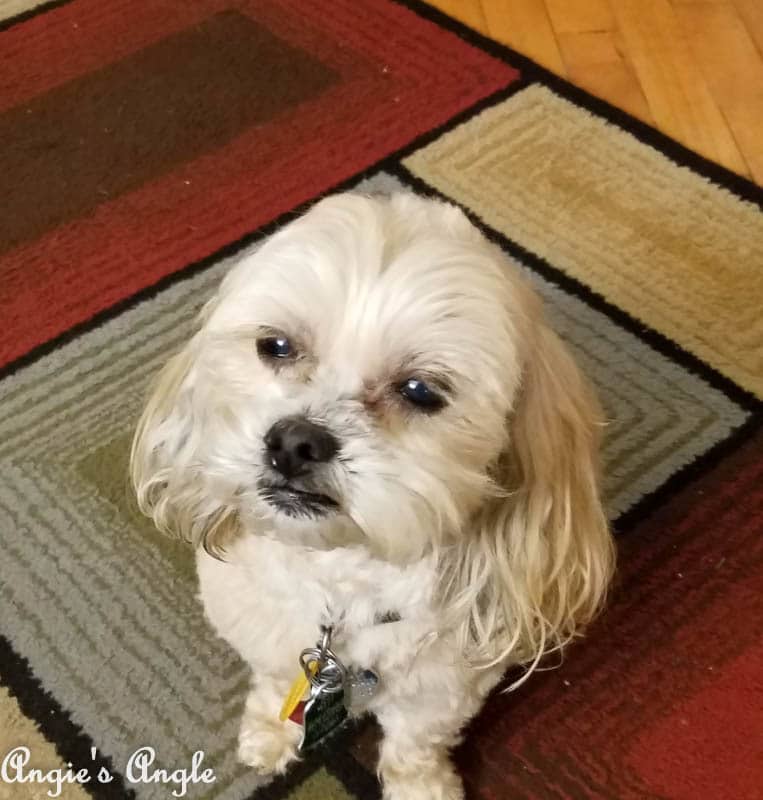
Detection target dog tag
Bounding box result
[299,683,348,751]
[346,668,380,709]
[293,626,350,751]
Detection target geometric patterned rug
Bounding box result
[0,1,761,799]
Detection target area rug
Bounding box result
[0,1,761,799]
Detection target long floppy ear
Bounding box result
[130,334,237,556]
[455,318,615,677]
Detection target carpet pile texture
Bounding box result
[0,1,761,799]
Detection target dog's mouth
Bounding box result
[259,482,339,518]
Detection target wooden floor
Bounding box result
[426,0,763,185]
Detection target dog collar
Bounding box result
[374,610,401,624]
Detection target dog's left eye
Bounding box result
[399,378,446,411]
[257,335,293,360]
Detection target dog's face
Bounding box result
[132,191,613,666]
[134,193,530,558]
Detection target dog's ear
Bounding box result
[130,334,237,556]
[460,317,615,676]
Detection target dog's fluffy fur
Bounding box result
[131,192,615,799]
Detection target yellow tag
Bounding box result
[279,661,317,722]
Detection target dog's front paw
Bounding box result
[237,719,301,776]
[381,761,464,800]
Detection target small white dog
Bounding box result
[131,192,615,800]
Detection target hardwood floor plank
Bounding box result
[544,0,615,34]
[610,0,748,176]
[731,0,763,59]
[423,0,489,35]
[423,0,759,182]
[557,30,654,123]
[674,0,763,182]
[480,0,567,74]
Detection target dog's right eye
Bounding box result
[257,335,293,360]
[399,378,446,412]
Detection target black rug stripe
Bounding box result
[614,412,763,533]
[0,632,135,799]
[0,0,75,32]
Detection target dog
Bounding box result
[131,191,615,800]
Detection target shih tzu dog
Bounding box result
[131,191,615,800]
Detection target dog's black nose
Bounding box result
[264,417,338,478]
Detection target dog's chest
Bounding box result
[196,535,441,676]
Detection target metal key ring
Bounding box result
[316,656,345,687]
[299,646,347,693]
